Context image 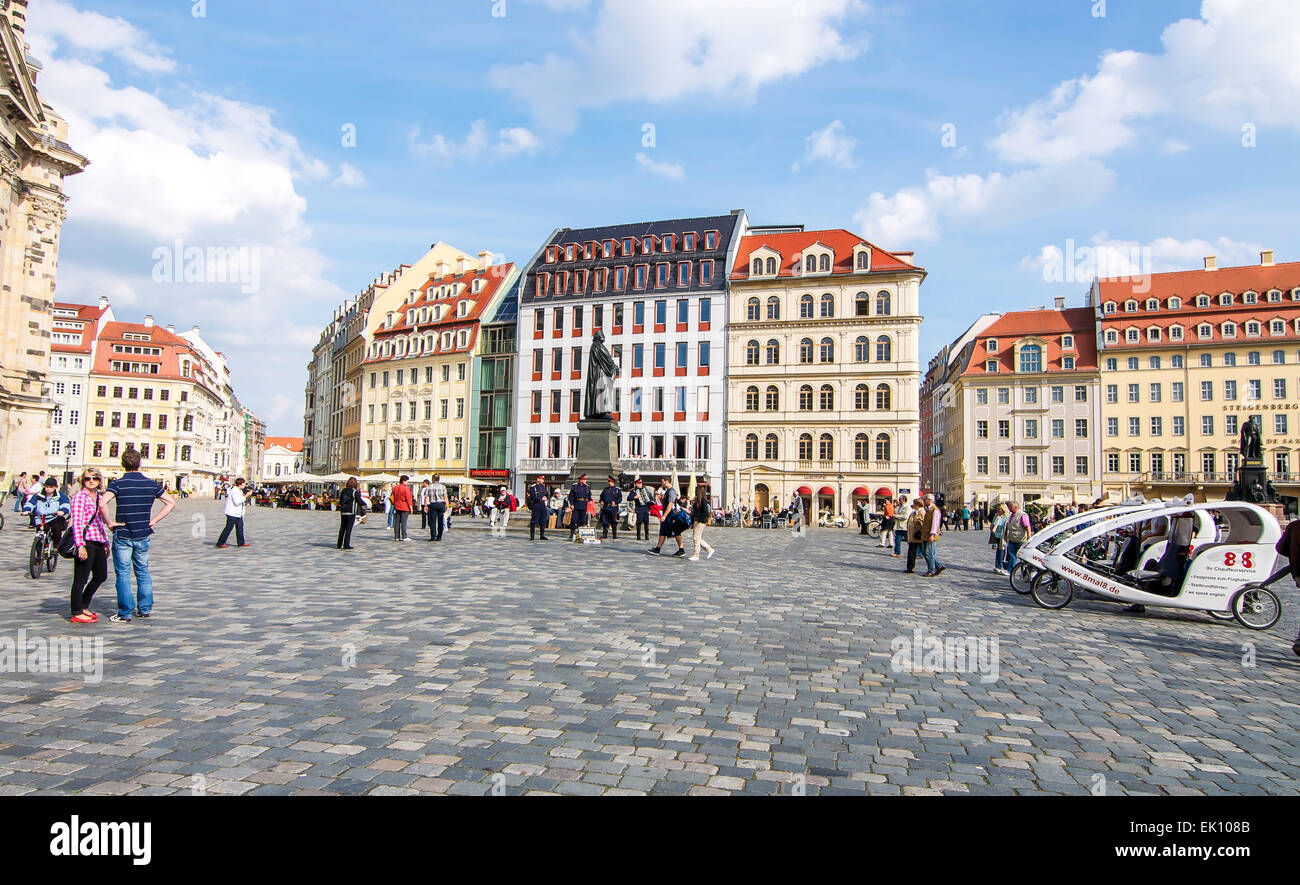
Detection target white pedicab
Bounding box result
[1032,501,1285,630]
[1005,499,1160,594]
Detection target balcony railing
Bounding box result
[517,457,711,475]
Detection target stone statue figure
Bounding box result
[1240,416,1263,461]
[584,330,619,420]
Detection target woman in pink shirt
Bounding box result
[68,468,110,623]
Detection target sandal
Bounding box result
[70,613,95,623]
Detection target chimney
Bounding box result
[1054,296,1066,310]
[1204,255,1217,271]
[97,295,109,310]
[166,324,175,334]
[191,324,200,334]
[143,315,154,328]
[478,250,493,270]
[1261,249,1275,267]
[435,259,449,278]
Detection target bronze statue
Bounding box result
[1240,416,1262,461]
[584,330,619,420]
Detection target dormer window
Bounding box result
[545,245,558,263]
[1145,298,1159,310]
[642,236,656,254]
[1222,321,1237,338]
[661,234,675,253]
[765,257,777,275]
[623,237,636,256]
[564,244,576,262]
[1196,294,1210,307]
[985,360,998,373]
[704,231,718,250]
[1103,301,1117,313]
[1267,289,1281,303]
[751,258,762,276]
[683,233,697,251]
[1169,296,1181,309]
[457,301,470,318]
[1243,291,1258,304]
[1170,325,1184,340]
[1219,293,1233,306]
[1245,320,1261,337]
[1124,300,1138,312]
[1197,323,1212,339]
[1146,327,1161,342]
[1061,334,1074,349]
[986,339,999,354]
[1017,344,1042,373]
[1105,329,1118,344]
[1125,328,1139,343]
[1062,356,1075,370]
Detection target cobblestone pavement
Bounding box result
[0,499,1296,796]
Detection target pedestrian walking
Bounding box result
[892,495,907,557]
[391,475,413,541]
[961,505,971,531]
[631,478,653,540]
[789,491,804,530]
[10,471,26,512]
[337,477,366,549]
[879,497,895,549]
[215,477,250,548]
[921,494,946,577]
[68,468,109,624]
[1002,501,1032,574]
[567,474,593,540]
[856,498,870,535]
[527,475,550,541]
[904,498,925,572]
[417,480,432,529]
[647,497,689,557]
[688,489,714,561]
[598,476,622,539]
[427,474,448,541]
[990,503,1009,574]
[99,448,176,623]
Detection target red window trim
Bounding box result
[629,412,642,422]
[651,411,664,422]
[673,411,686,422]
[697,365,710,376]
[674,367,687,377]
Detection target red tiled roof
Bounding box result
[1096,260,1300,304]
[963,307,1098,376]
[730,229,921,280]
[266,437,304,452]
[1102,308,1299,349]
[366,263,514,364]
[51,302,109,354]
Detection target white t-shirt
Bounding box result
[225,486,246,518]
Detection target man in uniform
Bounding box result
[599,476,623,539]
[527,475,550,541]
[632,477,653,541]
[568,474,593,540]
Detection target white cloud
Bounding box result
[332,163,366,188]
[1163,140,1190,155]
[635,152,685,180]
[490,0,869,132]
[1019,233,1266,282]
[27,0,175,72]
[408,120,541,161]
[794,119,856,171]
[991,0,1300,166]
[522,0,593,8]
[854,160,1114,245]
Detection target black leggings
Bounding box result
[338,515,356,548]
[70,540,108,615]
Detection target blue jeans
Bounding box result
[1005,540,1023,572]
[922,540,942,573]
[113,536,153,618]
[893,530,904,555]
[994,543,1005,571]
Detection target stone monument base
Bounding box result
[569,419,620,484]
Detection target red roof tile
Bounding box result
[730,229,921,280]
[962,307,1098,376]
[266,437,304,452]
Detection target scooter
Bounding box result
[1032,500,1284,630]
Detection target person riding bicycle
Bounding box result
[23,477,70,540]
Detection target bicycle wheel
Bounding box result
[1009,562,1035,595]
[29,538,43,579]
[1232,586,1281,631]
[1030,570,1074,609]
[867,522,881,538]
[46,548,57,573]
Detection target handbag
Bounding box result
[59,493,99,558]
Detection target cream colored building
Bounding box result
[0,3,87,481]
[1095,252,1300,505]
[725,228,924,518]
[47,298,113,481]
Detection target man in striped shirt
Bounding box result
[98,448,176,623]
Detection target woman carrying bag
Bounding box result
[990,503,1009,575]
[337,477,367,550]
[68,468,109,623]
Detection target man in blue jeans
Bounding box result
[98,448,176,623]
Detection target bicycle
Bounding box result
[29,514,59,579]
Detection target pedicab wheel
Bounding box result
[1029,570,1074,610]
[28,537,43,579]
[1231,585,1281,631]
[1009,562,1036,595]
[867,522,881,539]
[1207,610,1236,621]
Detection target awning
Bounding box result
[817,486,835,496]
[796,486,812,495]
[851,486,869,496]
[875,487,894,497]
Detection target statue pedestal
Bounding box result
[1229,461,1268,503]
[569,419,620,484]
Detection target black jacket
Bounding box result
[339,487,368,516]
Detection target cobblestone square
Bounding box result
[0,499,1296,796]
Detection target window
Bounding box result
[997,420,1011,439]
[875,384,891,411]
[819,337,834,363]
[976,456,989,474]
[1173,416,1184,436]
[854,384,869,410]
[854,336,869,362]
[998,456,1010,476]
[1275,379,1287,399]
[1275,414,1288,435]
[1024,455,1038,475]
[698,342,710,369]
[1018,344,1042,373]
[855,293,870,317]
[799,338,814,364]
[676,341,688,370]
[765,385,779,411]
[799,294,814,318]
[1129,453,1142,474]
[998,388,1010,404]
[1025,418,1039,439]
[1075,419,1088,438]
[1107,453,1120,473]
[1150,417,1162,436]
[874,433,890,463]
[654,343,665,371]
[819,385,834,410]
[876,291,891,316]
[820,293,835,318]
[798,434,813,460]
[975,389,988,405]
[1107,417,1118,437]
[1052,456,1065,476]
[1172,381,1184,402]
[1025,388,1038,404]
[766,296,780,320]
[745,434,758,460]
[818,434,834,461]
[854,434,870,461]
[1200,381,1213,401]
[1127,383,1139,403]
[1106,384,1118,404]
[875,336,892,362]
[1224,380,1237,400]
[745,340,760,366]
[1149,383,1162,403]
[765,340,780,365]
[975,421,988,439]
[1051,419,1064,439]
[1106,358,1117,372]
[1202,416,1214,435]
[1128,417,1140,436]
[799,385,813,410]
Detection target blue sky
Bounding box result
[26,0,1300,433]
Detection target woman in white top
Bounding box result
[215,477,250,548]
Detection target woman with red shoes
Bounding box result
[68,468,110,624]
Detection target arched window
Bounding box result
[875,336,892,362]
[876,291,891,316]
[765,339,780,364]
[1018,343,1042,373]
[856,251,869,269]
[819,337,835,363]
[855,292,870,316]
[875,384,891,411]
[854,384,869,410]
[819,384,834,410]
[855,434,869,460]
[798,433,813,460]
[765,257,777,275]
[799,294,814,318]
[765,385,779,411]
[746,297,760,320]
[818,433,834,460]
[744,433,758,460]
[820,293,835,318]
[799,338,814,364]
[875,433,891,463]
[854,336,869,362]
[819,253,831,272]
[751,258,762,276]
[798,385,813,410]
[745,340,760,365]
[764,434,779,460]
[766,296,780,320]
[745,386,759,411]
